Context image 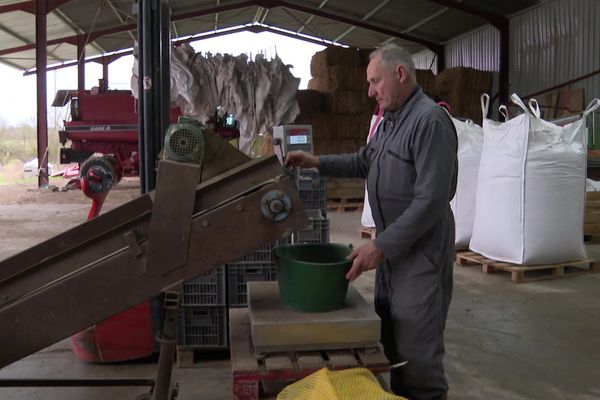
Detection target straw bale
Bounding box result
[310,46,361,77]
[296,90,323,114]
[322,91,375,114]
[436,67,492,95]
[415,69,438,98]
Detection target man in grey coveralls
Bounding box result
[286,44,457,400]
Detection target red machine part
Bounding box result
[70,155,155,363]
[58,90,181,178]
[71,302,154,363]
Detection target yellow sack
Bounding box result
[277,367,406,400]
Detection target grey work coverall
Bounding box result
[319,87,457,400]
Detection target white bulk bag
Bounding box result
[450,118,483,249]
[470,94,599,264]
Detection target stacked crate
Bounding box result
[178,266,228,349]
[177,242,281,350]
[288,168,330,245]
[225,242,279,308]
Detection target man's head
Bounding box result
[367,44,417,112]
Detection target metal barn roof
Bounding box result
[0,0,543,71]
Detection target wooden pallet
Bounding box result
[327,198,364,212]
[358,227,376,239]
[229,308,389,400]
[455,251,600,283]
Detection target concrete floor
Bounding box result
[1,198,600,399]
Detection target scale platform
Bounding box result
[247,281,381,353]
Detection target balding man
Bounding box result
[286,44,457,400]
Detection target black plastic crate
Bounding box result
[232,241,279,264]
[182,266,226,306]
[297,169,326,210]
[177,305,228,348]
[227,262,277,307]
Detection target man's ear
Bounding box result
[396,65,408,83]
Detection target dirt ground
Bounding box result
[0,178,141,260]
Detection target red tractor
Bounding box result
[54,85,181,192]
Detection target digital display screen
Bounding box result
[288,135,308,145]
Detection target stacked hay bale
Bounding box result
[436,67,492,125]
[294,47,374,207]
[295,46,374,156]
[415,69,438,99]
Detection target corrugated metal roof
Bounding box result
[0,0,543,71]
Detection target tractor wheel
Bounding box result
[80,156,117,194]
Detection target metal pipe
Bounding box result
[523,68,600,100]
[158,0,171,163]
[151,291,181,400]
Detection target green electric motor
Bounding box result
[163,116,205,163]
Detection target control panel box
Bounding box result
[273,125,313,164]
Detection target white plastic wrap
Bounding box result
[131,44,300,154]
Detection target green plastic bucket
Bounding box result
[274,243,353,313]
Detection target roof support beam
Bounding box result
[52,8,105,53]
[105,0,136,42]
[213,0,220,31]
[425,0,509,106]
[271,0,442,52]
[23,23,332,76]
[24,51,131,75]
[297,0,328,34]
[0,58,25,69]
[177,24,332,48]
[3,0,443,61]
[334,0,390,43]
[0,1,34,13]
[0,0,73,14]
[425,0,505,29]
[0,22,63,63]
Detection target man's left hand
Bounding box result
[346,241,384,281]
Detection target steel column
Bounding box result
[76,33,85,91]
[102,58,109,84]
[158,0,171,160]
[138,0,171,194]
[498,19,509,113]
[35,0,48,188]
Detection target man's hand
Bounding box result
[346,241,384,281]
[285,150,320,169]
